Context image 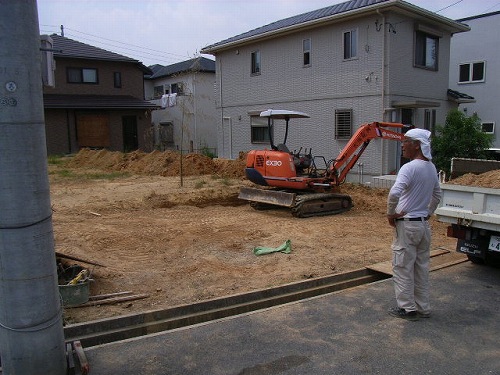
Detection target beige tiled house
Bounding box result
[202,0,471,181]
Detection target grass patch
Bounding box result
[84,171,130,180]
[51,168,130,180]
[54,169,76,178]
[194,180,207,189]
[47,155,68,165]
[219,177,233,186]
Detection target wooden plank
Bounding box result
[71,293,150,308]
[431,257,469,271]
[367,261,393,275]
[366,249,453,276]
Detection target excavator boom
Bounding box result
[332,121,408,184]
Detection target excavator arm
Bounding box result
[329,122,411,184]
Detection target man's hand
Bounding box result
[387,212,406,227]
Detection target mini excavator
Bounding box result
[238,109,412,218]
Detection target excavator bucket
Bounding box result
[238,187,296,207]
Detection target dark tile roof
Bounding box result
[48,34,152,74]
[447,89,475,103]
[201,0,389,51]
[456,10,500,22]
[148,64,165,74]
[43,94,160,109]
[146,57,215,80]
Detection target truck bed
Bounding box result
[435,184,500,232]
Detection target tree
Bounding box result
[432,110,493,175]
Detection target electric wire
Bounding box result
[39,24,196,66]
[435,0,465,13]
[38,1,499,69]
[482,1,500,13]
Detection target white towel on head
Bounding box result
[405,128,432,160]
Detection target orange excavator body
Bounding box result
[239,109,412,217]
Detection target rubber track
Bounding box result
[292,193,353,218]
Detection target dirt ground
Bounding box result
[50,149,499,324]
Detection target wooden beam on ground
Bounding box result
[71,293,150,308]
[88,291,133,301]
[55,251,107,267]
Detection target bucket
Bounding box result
[57,264,90,307]
[59,281,90,307]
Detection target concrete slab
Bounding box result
[83,262,500,375]
[371,175,397,189]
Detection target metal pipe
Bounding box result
[0,1,66,374]
[358,162,364,184]
[377,9,387,175]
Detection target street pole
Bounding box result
[0,1,67,374]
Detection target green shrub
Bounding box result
[432,110,493,175]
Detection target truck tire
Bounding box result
[467,255,485,264]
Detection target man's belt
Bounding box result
[395,217,428,222]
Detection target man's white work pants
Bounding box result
[391,220,431,313]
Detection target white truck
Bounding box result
[435,183,500,266]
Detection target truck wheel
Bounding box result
[484,253,500,268]
[467,255,485,264]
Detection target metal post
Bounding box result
[0,1,67,374]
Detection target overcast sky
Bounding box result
[37,0,500,67]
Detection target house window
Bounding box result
[251,50,261,75]
[459,62,485,83]
[335,109,353,139]
[251,115,271,143]
[303,38,311,66]
[153,85,164,99]
[114,72,122,88]
[414,31,438,70]
[67,67,98,83]
[171,82,184,95]
[481,122,495,134]
[343,30,357,60]
[424,109,437,135]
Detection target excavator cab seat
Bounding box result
[276,143,291,153]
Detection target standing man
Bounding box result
[386,128,441,321]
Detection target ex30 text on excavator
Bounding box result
[238,109,412,218]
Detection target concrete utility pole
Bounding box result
[0,1,67,374]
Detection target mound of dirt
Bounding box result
[68,149,499,189]
[67,148,246,178]
[447,169,500,189]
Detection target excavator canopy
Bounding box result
[260,109,310,119]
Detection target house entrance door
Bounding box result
[122,116,138,152]
[400,108,413,167]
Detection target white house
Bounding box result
[201,0,471,182]
[449,11,500,151]
[144,57,217,155]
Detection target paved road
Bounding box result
[85,262,500,375]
